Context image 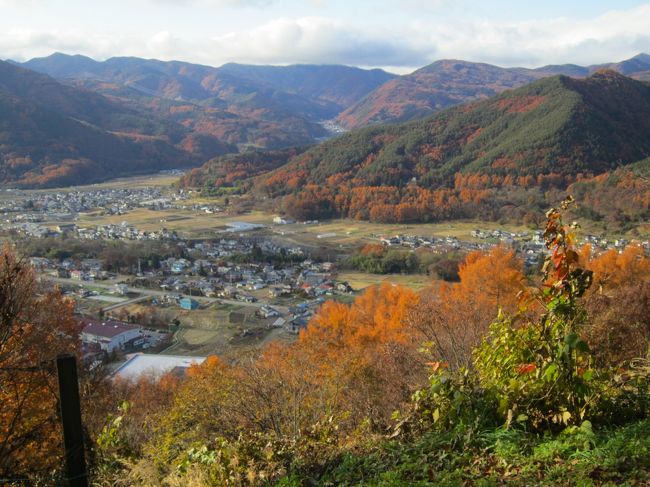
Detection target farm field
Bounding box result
[72,201,649,258]
[270,219,529,250]
[75,202,535,246]
[41,172,180,192]
[338,271,434,291]
[75,208,270,237]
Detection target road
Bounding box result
[42,275,290,315]
[102,295,152,311]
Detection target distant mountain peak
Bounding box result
[337,54,650,129]
[631,52,650,62]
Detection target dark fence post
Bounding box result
[56,354,88,487]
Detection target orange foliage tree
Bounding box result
[578,244,650,366]
[580,244,650,291]
[0,248,80,479]
[140,283,422,462]
[232,284,423,437]
[410,246,527,369]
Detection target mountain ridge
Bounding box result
[337,53,650,129]
[16,53,395,150]
[239,71,650,221]
[0,60,237,187]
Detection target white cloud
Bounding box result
[209,17,431,66]
[0,29,130,62]
[2,5,650,70]
[408,5,650,67]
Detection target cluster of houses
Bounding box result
[379,233,494,252]
[30,257,113,280]
[149,257,346,307]
[29,233,353,338]
[0,186,184,216]
[5,220,181,241]
[0,182,225,240]
[377,228,650,270]
[76,223,179,241]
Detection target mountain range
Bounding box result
[2,52,650,188]
[0,54,392,186]
[17,53,394,149]
[182,70,650,222]
[337,54,650,129]
[0,60,222,187]
[254,70,650,189]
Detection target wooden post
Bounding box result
[56,354,88,487]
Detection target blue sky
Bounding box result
[2,0,650,72]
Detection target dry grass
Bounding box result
[338,271,434,291]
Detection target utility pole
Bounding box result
[56,354,88,487]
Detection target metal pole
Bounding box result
[56,354,88,487]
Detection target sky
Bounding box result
[2,0,650,73]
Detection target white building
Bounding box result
[273,216,295,225]
[114,353,207,381]
[81,320,142,353]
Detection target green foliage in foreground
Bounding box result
[307,419,650,486]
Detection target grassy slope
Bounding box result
[277,420,650,486]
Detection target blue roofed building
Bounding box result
[179,297,199,310]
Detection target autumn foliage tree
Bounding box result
[139,284,421,453]
[0,247,80,479]
[580,244,650,291]
[409,246,527,369]
[293,283,423,427]
[578,244,650,366]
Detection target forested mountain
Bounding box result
[242,71,650,222]
[21,54,394,114]
[6,52,650,190]
[338,53,650,128]
[180,147,307,193]
[0,54,392,187]
[217,63,395,109]
[17,53,395,149]
[262,70,650,186]
[0,61,233,187]
[336,60,541,128]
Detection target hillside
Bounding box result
[247,71,650,221]
[19,54,395,149]
[0,59,180,138]
[217,63,395,109]
[180,147,307,194]
[337,60,540,128]
[0,61,231,187]
[338,53,650,129]
[567,157,650,226]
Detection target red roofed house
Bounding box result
[81,319,143,353]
